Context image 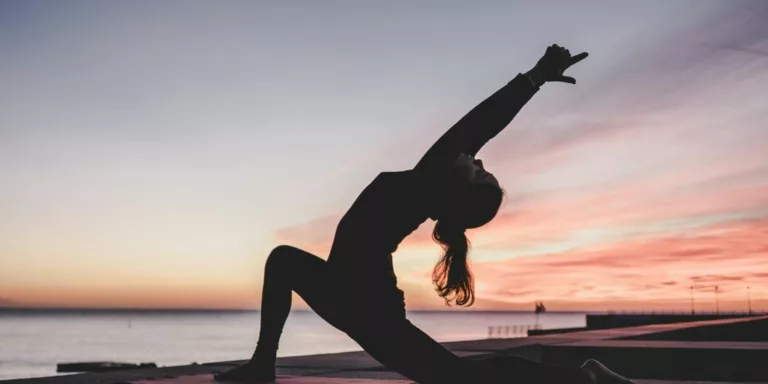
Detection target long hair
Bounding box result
[432,220,474,306]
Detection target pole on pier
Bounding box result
[748,286,752,315]
[690,285,695,315]
[715,285,720,314]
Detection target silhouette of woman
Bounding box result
[215,45,634,384]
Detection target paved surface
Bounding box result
[131,376,413,384]
[128,374,768,384]
[555,339,768,349]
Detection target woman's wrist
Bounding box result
[524,67,547,88]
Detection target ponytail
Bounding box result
[432,220,474,306]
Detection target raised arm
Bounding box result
[414,74,539,171]
[414,44,588,172]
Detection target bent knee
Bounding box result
[265,245,301,270]
[270,244,298,256]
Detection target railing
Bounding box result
[603,310,765,315]
[487,324,542,339]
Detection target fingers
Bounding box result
[548,44,567,57]
[549,45,587,61]
[542,44,586,85]
[553,75,576,84]
[569,52,589,66]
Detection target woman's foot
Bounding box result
[581,359,635,384]
[213,360,276,383]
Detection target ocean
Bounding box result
[0,310,586,380]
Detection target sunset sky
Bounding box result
[1,0,767,312]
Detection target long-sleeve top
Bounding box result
[326,73,540,307]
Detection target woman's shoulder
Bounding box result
[372,170,434,196]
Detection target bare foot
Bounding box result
[581,359,635,384]
[213,360,276,383]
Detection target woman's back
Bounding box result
[330,170,430,257]
[326,170,430,300]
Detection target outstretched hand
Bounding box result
[527,44,588,86]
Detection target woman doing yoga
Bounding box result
[215,44,634,384]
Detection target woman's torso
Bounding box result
[327,170,430,304]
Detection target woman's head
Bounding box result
[434,153,504,229]
[453,153,499,187]
[431,153,504,307]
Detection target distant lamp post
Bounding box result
[715,285,720,315]
[690,285,695,315]
[748,286,752,316]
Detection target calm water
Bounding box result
[0,310,585,380]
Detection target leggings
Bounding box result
[254,245,588,384]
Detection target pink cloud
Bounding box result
[469,218,768,311]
